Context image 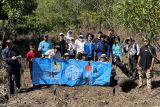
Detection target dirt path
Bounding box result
[0,71,159,107]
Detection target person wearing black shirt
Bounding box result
[137,37,156,93]
[107,29,120,54]
[57,33,68,56]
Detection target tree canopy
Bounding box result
[0,0,160,39]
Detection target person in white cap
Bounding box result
[63,53,70,60]
[75,34,86,56]
[44,45,61,60]
[57,33,68,56]
[99,54,108,62]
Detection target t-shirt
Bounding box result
[26,50,41,68]
[45,49,61,59]
[38,40,53,57]
[139,45,156,70]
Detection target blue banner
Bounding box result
[32,58,112,86]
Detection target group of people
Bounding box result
[1,29,157,95]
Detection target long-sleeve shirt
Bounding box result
[75,39,85,54]
[38,40,53,57]
[97,41,110,57]
[2,46,21,69]
[84,41,96,57]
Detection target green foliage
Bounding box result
[115,0,160,38]
[0,0,160,38]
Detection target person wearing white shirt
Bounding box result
[45,45,61,60]
[124,38,140,80]
[65,30,73,43]
[75,34,86,54]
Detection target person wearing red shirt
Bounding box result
[26,43,41,80]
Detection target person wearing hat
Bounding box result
[63,53,70,60]
[57,33,68,56]
[44,45,61,59]
[99,54,108,62]
[1,39,22,95]
[65,30,73,43]
[84,33,96,61]
[137,37,156,93]
[75,34,86,57]
[97,34,110,59]
[67,37,76,59]
[38,34,53,57]
[124,37,140,80]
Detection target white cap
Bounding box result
[64,53,70,56]
[79,35,84,38]
[100,54,107,58]
[59,33,65,36]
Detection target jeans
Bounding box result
[7,68,21,94]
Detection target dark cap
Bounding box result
[44,34,48,37]
[109,28,114,32]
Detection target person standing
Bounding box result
[38,34,53,57]
[75,34,86,58]
[84,33,96,61]
[97,34,110,60]
[124,37,140,79]
[2,39,22,95]
[137,37,156,93]
[65,30,73,43]
[112,38,123,61]
[107,29,120,53]
[57,33,68,56]
[26,43,41,80]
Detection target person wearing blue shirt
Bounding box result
[112,38,123,61]
[84,33,96,61]
[38,34,53,57]
[97,34,110,59]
